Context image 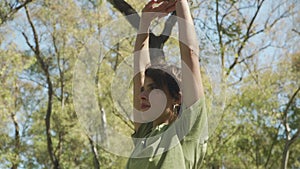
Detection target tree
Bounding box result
[0,0,299,168]
[0,0,32,25]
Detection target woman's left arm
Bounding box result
[176,0,204,107]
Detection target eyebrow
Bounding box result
[140,83,156,92]
[147,83,156,88]
[147,83,156,87]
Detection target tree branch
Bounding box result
[264,124,281,168]
[215,0,225,70]
[282,86,300,137]
[24,5,59,169]
[281,85,300,169]
[0,0,33,24]
[227,0,265,75]
[10,112,20,169]
[87,135,101,169]
[160,11,177,43]
[292,29,300,36]
[107,0,140,29]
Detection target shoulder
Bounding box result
[181,96,206,115]
[175,97,208,142]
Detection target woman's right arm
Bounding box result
[133,0,176,131]
[133,13,151,131]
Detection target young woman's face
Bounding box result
[140,76,174,116]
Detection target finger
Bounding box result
[152,0,165,3]
[152,1,169,11]
[144,0,159,8]
[149,0,166,6]
[158,12,169,19]
[156,1,176,14]
[165,0,177,8]
[158,0,176,10]
[143,0,159,12]
[165,4,176,13]
[145,0,166,11]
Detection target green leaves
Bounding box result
[0,0,300,168]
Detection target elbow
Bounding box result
[184,46,199,59]
[181,43,199,57]
[189,47,199,57]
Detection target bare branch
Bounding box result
[289,127,300,147]
[281,85,300,169]
[160,12,177,43]
[114,101,135,131]
[292,29,300,36]
[107,0,140,29]
[51,32,65,106]
[238,43,271,64]
[227,0,266,75]
[264,124,281,168]
[87,135,101,169]
[10,111,20,169]
[0,0,33,24]
[24,5,59,169]
[215,0,225,69]
[282,86,300,135]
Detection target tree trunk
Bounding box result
[281,86,300,169]
[88,136,101,169]
[11,112,20,169]
[281,143,290,169]
[23,5,60,169]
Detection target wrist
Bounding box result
[138,18,151,33]
[176,0,189,6]
[140,14,153,24]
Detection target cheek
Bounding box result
[139,89,167,122]
[149,89,167,110]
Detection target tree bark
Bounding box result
[107,0,140,29]
[23,5,60,169]
[281,86,300,169]
[11,112,20,169]
[88,136,101,169]
[226,0,265,75]
[0,0,33,24]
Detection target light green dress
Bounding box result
[126,98,208,169]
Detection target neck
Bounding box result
[153,109,176,128]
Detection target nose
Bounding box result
[140,90,148,100]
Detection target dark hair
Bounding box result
[145,65,181,100]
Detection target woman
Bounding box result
[127,0,208,168]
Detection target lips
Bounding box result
[140,103,151,110]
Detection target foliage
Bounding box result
[0,0,299,168]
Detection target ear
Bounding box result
[174,92,182,105]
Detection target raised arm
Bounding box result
[133,0,176,131]
[176,0,204,107]
[133,9,151,131]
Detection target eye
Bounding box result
[149,84,158,90]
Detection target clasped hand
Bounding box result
[141,0,177,22]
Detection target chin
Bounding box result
[141,108,150,112]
